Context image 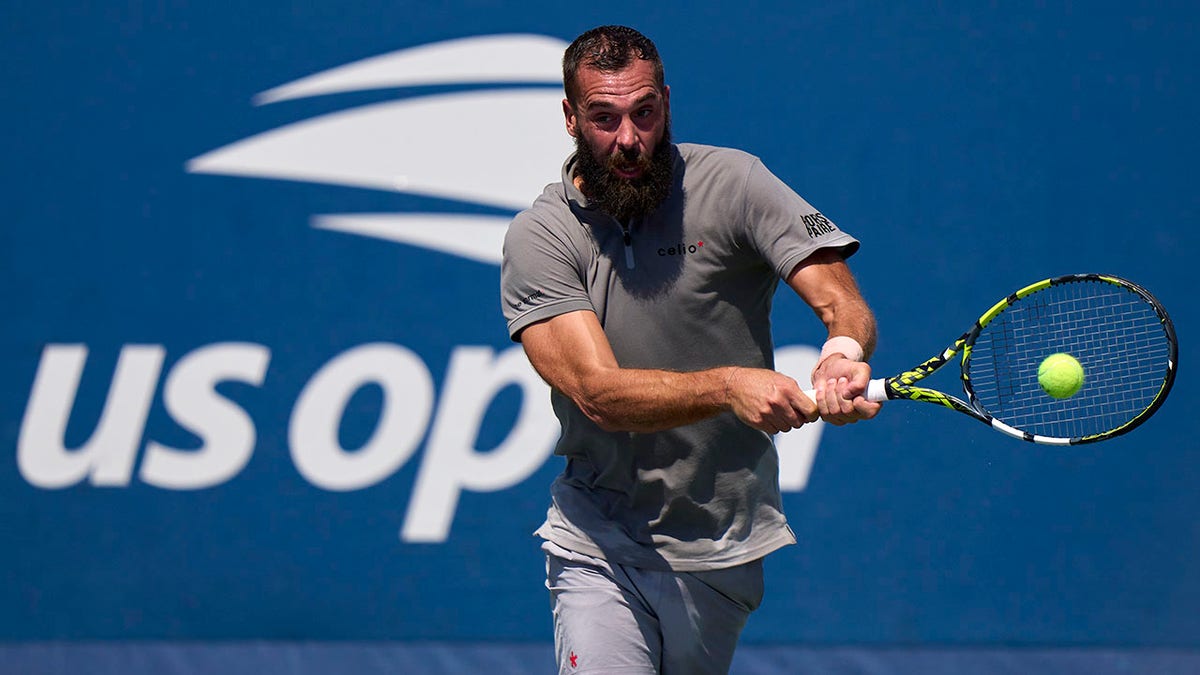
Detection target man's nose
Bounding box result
[615,116,639,151]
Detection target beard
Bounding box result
[574,121,674,223]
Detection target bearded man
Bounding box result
[501,25,880,675]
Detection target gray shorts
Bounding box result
[543,540,764,675]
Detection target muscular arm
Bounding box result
[518,310,817,434]
[786,248,881,423]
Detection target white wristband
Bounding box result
[811,336,864,381]
[818,336,864,364]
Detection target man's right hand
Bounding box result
[724,367,819,434]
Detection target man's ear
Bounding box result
[563,98,579,138]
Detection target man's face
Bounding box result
[564,59,673,221]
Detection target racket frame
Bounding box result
[873,274,1177,445]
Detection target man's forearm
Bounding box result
[520,309,816,435]
[567,364,818,435]
[568,366,736,433]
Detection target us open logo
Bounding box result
[189,31,827,506]
[19,35,829,545]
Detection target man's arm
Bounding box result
[518,309,818,434]
[786,247,881,424]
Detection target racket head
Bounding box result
[960,274,1177,444]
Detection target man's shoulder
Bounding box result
[675,143,762,195]
[505,180,587,256]
[512,182,571,228]
[677,142,760,168]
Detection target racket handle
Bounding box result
[801,378,888,404]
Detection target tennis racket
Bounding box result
[830,274,1177,445]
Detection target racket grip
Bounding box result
[801,378,888,404]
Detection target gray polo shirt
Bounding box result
[501,142,859,571]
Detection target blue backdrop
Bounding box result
[2,1,1197,672]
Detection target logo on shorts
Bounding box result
[569,651,578,668]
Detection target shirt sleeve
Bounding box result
[740,159,860,279]
[500,211,596,341]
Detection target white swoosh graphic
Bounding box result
[255,34,566,105]
[187,34,572,264]
[314,213,511,265]
[186,88,570,211]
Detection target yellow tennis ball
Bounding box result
[1038,353,1084,399]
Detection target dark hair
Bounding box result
[562,25,665,106]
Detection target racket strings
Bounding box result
[967,281,1171,439]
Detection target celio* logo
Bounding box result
[658,240,704,256]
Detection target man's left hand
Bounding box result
[811,355,881,425]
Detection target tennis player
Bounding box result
[501,25,880,674]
